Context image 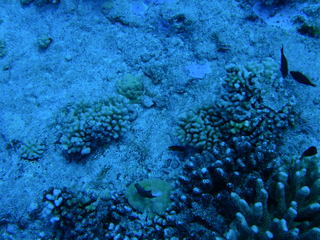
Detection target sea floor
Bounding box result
[0,0,319,239]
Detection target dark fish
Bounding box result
[280,45,288,78]
[168,145,188,152]
[135,183,156,198]
[168,145,202,154]
[290,71,316,87]
[301,146,317,158]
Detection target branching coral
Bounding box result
[224,155,320,240]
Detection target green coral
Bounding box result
[116,74,145,102]
[126,178,172,218]
[58,97,131,158]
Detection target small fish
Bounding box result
[168,145,202,154]
[301,146,317,158]
[135,183,156,198]
[168,145,188,152]
[290,71,316,87]
[280,45,288,78]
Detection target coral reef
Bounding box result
[8,57,316,240]
[40,187,187,240]
[12,59,303,239]
[172,59,300,238]
[172,154,320,239]
[223,155,320,240]
[177,60,296,173]
[41,188,103,240]
[57,97,131,159]
[103,191,185,240]
[176,151,260,235]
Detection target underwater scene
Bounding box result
[0,0,320,239]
